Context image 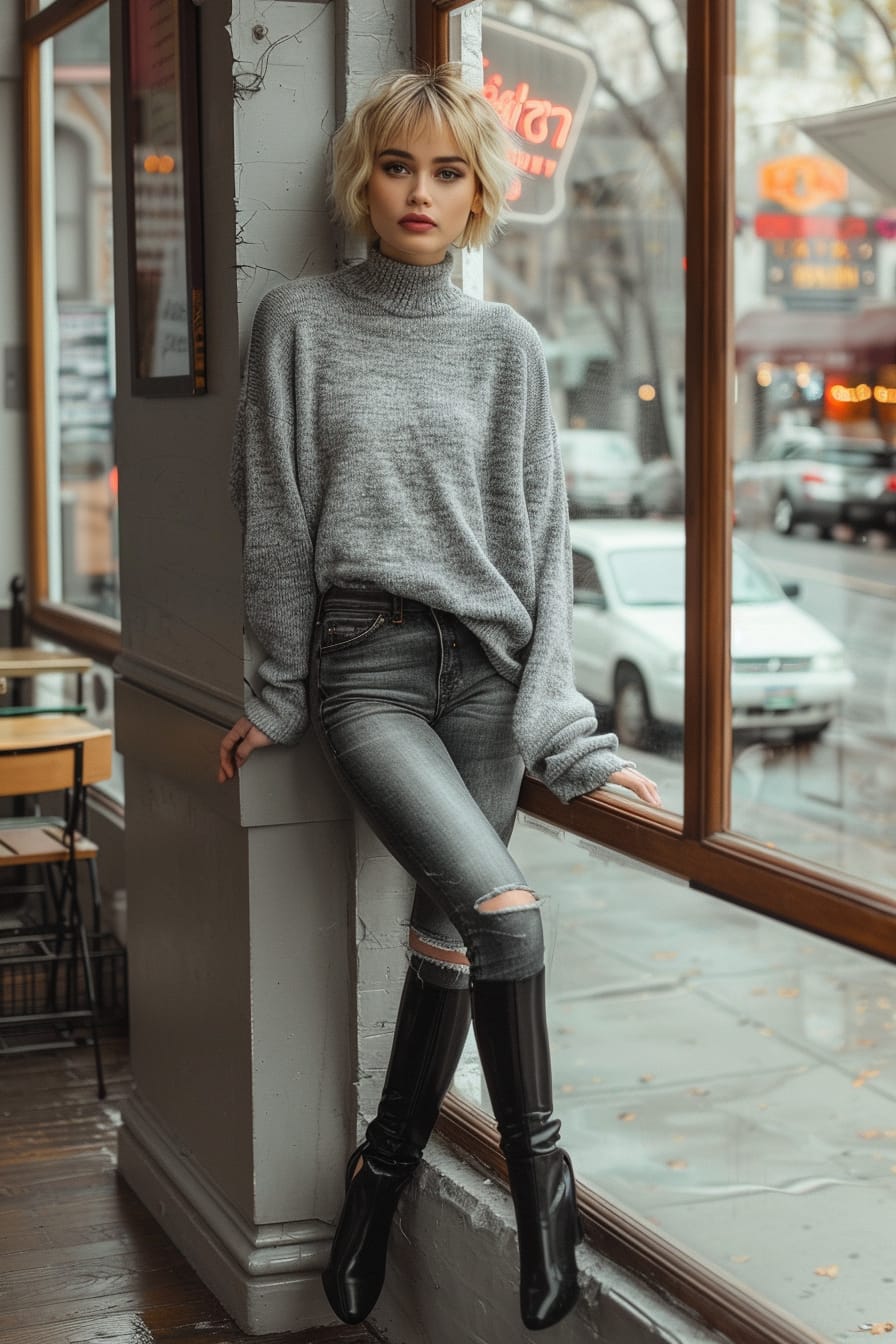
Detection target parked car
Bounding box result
[569,519,854,750]
[628,455,684,517]
[558,429,641,517]
[733,427,896,538]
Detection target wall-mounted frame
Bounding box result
[121,0,206,396]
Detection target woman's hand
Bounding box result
[588,766,663,808]
[217,716,274,783]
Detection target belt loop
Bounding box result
[391,592,404,625]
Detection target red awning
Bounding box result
[735,306,896,362]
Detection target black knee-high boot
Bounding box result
[322,966,471,1324]
[471,968,580,1332]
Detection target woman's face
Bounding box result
[366,122,481,266]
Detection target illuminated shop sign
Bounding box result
[756,155,876,304]
[482,19,596,225]
[758,156,848,213]
[765,235,876,297]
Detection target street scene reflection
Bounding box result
[484,0,896,901]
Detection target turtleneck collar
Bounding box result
[337,243,464,317]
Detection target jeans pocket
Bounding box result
[319,610,386,654]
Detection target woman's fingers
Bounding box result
[217,717,273,782]
[604,767,663,808]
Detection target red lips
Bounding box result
[400,213,436,225]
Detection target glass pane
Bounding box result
[454,817,896,1337]
[732,2,896,899]
[41,5,119,621]
[482,0,687,808]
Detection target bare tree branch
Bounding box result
[601,0,685,135]
[854,0,896,66]
[773,1,879,98]
[527,0,686,210]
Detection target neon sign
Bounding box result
[482,19,596,226]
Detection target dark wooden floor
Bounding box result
[0,1031,380,1344]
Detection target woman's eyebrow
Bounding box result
[377,148,469,165]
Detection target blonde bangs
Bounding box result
[330,65,514,249]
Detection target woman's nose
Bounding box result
[408,175,432,205]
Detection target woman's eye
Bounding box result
[437,169,462,181]
[383,162,408,175]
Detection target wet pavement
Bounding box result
[455,813,896,1343]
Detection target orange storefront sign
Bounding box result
[758,156,848,214]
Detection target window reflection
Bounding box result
[44,5,119,622]
[482,0,686,787]
[455,819,896,1338]
[732,0,896,899]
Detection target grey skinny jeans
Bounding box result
[310,587,543,986]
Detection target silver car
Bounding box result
[733,427,896,538]
[558,429,641,518]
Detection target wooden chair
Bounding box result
[0,715,112,1098]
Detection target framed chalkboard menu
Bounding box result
[122,0,206,395]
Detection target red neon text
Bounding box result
[482,70,573,150]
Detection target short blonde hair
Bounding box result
[330,65,514,250]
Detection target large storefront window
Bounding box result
[482,0,688,807]
[28,1,119,641]
[731,4,896,900]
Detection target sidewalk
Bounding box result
[458,813,896,1343]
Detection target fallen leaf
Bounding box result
[859,1129,882,1140]
[729,1254,751,1264]
[652,950,679,961]
[666,1158,688,1170]
[884,1129,896,1139]
[856,1038,877,1047]
[890,1164,896,1174]
[876,997,892,1010]
[751,987,769,996]
[853,1068,882,1088]
[639,1074,655,1083]
[590,1075,603,1084]
[868,1325,894,1335]
[778,987,800,998]
[758,1027,775,1037]
[814,1264,839,1278]
[688,1086,709,1097]
[758,1102,769,1110]
[618,1111,637,1122]
[560,1084,575,1094]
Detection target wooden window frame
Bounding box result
[22,0,121,660]
[422,2,894,1341]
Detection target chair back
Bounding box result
[0,715,112,799]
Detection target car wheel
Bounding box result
[818,525,834,541]
[629,495,645,519]
[614,665,653,751]
[772,495,796,535]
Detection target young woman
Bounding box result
[219,66,661,1332]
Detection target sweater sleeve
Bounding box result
[512,335,634,802]
[230,291,316,746]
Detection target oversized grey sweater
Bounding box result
[230,245,632,802]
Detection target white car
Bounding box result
[568,520,855,750]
